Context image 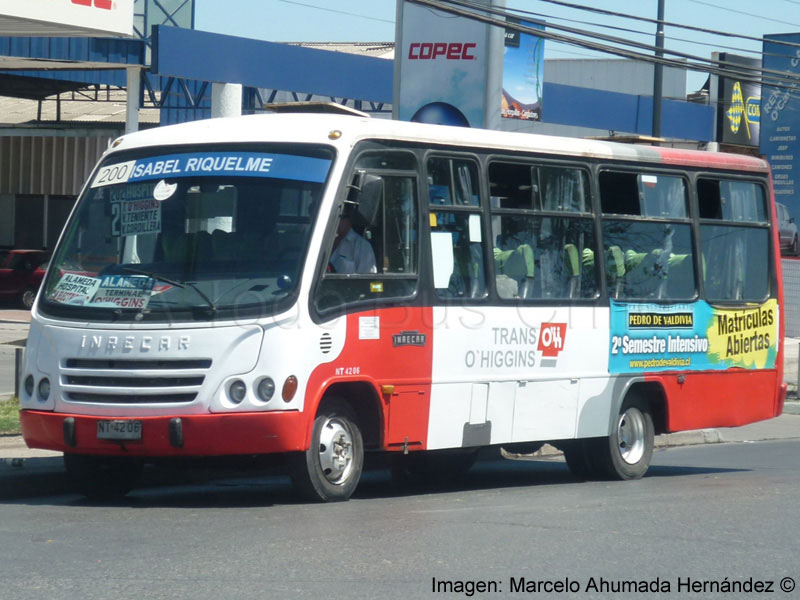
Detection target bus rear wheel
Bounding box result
[563,396,654,480]
[290,399,364,502]
[599,397,654,480]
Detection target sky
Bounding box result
[194,0,800,92]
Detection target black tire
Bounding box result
[792,235,799,256]
[64,454,142,500]
[596,395,655,480]
[20,287,35,310]
[290,398,364,502]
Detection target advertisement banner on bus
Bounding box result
[609,300,778,373]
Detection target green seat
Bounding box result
[606,245,625,298]
[564,243,580,298]
[494,243,534,298]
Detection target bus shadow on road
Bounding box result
[2,455,749,509]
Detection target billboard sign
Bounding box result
[716,53,761,147]
[394,0,503,128]
[0,0,134,37]
[501,19,545,122]
[761,33,800,256]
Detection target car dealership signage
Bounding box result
[0,0,134,37]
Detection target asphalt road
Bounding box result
[0,440,798,600]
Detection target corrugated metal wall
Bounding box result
[0,135,113,196]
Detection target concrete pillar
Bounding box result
[211,83,243,118]
[125,67,140,134]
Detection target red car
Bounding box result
[0,249,50,309]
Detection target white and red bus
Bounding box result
[19,107,786,500]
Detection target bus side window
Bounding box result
[427,156,486,300]
[600,171,695,301]
[315,152,420,313]
[699,178,769,302]
[431,212,486,299]
[489,161,596,300]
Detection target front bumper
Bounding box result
[20,409,308,457]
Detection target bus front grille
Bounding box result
[60,358,212,404]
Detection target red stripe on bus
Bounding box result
[304,306,434,451]
[647,369,781,432]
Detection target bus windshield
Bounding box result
[41,146,333,321]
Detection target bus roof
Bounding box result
[111,112,770,174]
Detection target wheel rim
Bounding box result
[22,289,34,309]
[317,416,355,485]
[616,407,646,465]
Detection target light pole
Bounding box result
[652,0,665,141]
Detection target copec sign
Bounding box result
[407,42,477,61]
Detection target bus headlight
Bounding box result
[257,378,275,402]
[38,378,51,401]
[24,375,34,397]
[229,380,247,404]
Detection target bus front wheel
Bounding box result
[291,399,364,502]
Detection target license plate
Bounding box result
[97,420,142,441]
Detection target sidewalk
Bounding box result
[0,308,32,324]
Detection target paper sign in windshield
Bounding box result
[111,198,162,237]
[90,275,155,309]
[51,273,101,305]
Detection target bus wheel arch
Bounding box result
[310,381,384,450]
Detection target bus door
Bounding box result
[315,150,430,449]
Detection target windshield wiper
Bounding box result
[118,266,217,314]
